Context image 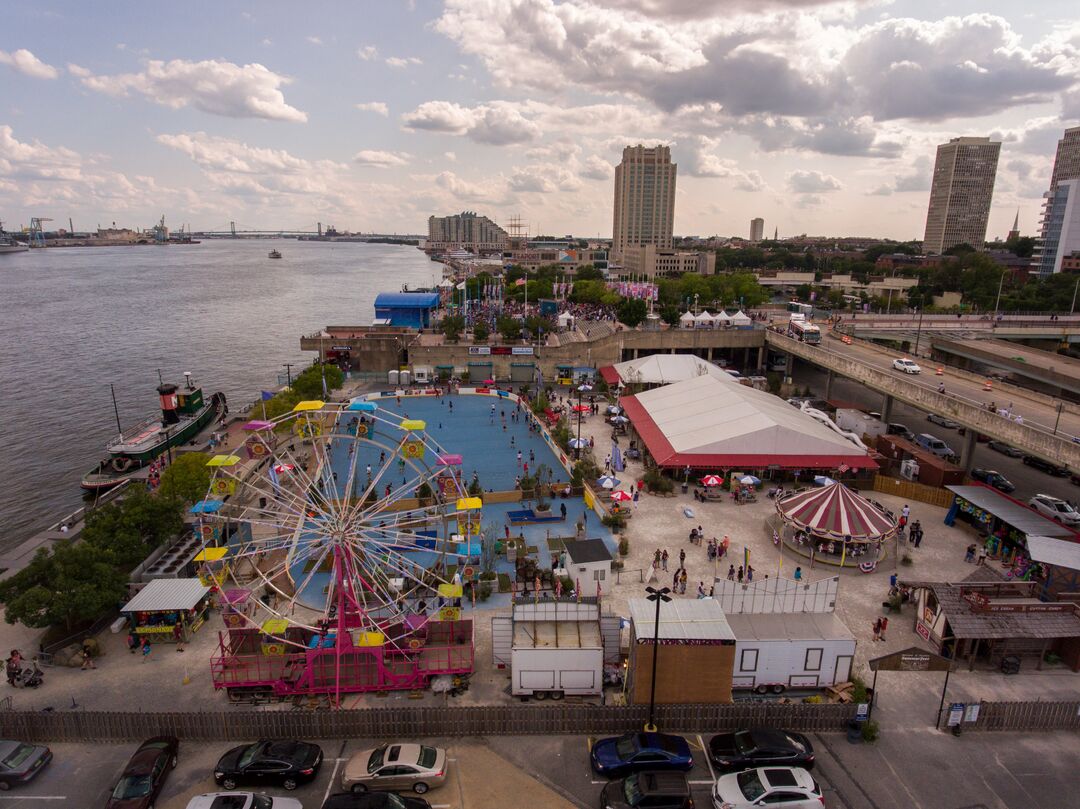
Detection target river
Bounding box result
[0,239,438,548]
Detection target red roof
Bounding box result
[599,366,620,385]
[776,483,897,540]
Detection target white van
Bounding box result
[916,433,954,459]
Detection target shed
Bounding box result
[724,612,856,691]
[627,598,736,705]
[373,292,440,329]
[562,538,613,590]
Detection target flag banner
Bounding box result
[515,277,527,286]
[261,390,275,401]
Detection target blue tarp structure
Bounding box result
[190,500,224,514]
[374,292,440,329]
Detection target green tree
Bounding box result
[497,315,522,341]
[472,321,489,342]
[158,452,212,504]
[1005,235,1036,258]
[574,265,605,281]
[441,314,465,342]
[617,298,648,327]
[291,363,344,399]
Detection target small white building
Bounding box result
[563,538,613,589]
[724,612,856,692]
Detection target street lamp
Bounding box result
[644,585,672,732]
[913,308,924,357]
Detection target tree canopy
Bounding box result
[158,452,212,504]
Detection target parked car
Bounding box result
[0,740,51,791]
[711,767,823,809]
[1022,456,1069,476]
[214,740,323,791]
[342,744,447,795]
[969,469,1015,493]
[885,423,914,441]
[956,427,991,442]
[1028,494,1080,526]
[598,771,694,809]
[988,441,1024,457]
[590,732,693,778]
[707,729,815,772]
[106,736,179,809]
[892,358,921,374]
[185,794,302,809]
[927,413,959,429]
[323,793,431,809]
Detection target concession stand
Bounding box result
[121,578,212,644]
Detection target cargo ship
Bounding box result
[81,373,226,492]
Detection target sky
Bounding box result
[1,0,1079,241]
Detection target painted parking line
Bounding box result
[688,780,715,785]
[697,735,717,783]
[0,798,69,801]
[322,740,347,805]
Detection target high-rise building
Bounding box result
[425,211,507,253]
[612,145,676,262]
[922,136,1001,254]
[1033,127,1080,276]
[749,217,764,242]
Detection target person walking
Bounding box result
[977,543,988,566]
[737,566,744,584]
[661,549,669,571]
[127,632,140,654]
[141,637,153,663]
[879,616,889,641]
[872,617,882,642]
[173,620,185,652]
[679,548,686,567]
[746,565,754,582]
[560,502,567,520]
[901,504,911,522]
[794,566,802,582]
[80,646,96,670]
[679,569,688,594]
[727,564,736,581]
[965,543,976,563]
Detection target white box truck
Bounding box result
[725,612,856,694]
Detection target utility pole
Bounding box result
[1071,278,1079,315]
[282,363,294,389]
[994,270,1006,319]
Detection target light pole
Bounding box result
[913,308,924,357]
[993,270,1006,320]
[644,585,672,732]
[282,363,294,389]
[1072,278,1079,316]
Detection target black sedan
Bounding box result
[1023,455,1069,476]
[969,469,1015,493]
[215,740,323,791]
[106,736,178,809]
[708,728,815,772]
[323,793,431,809]
[988,441,1024,457]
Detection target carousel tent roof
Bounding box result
[619,375,876,470]
[121,578,210,613]
[599,354,738,387]
[776,482,896,540]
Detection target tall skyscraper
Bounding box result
[426,211,507,252]
[612,145,676,262]
[1033,127,1080,276]
[922,136,1001,254]
[749,217,764,242]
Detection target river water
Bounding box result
[0,240,437,548]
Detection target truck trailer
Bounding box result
[725,612,856,694]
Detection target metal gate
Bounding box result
[467,362,493,383]
[510,362,535,383]
[491,616,513,668]
[601,615,623,664]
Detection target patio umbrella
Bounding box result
[597,475,620,489]
[814,475,837,486]
[610,490,632,502]
[701,475,723,487]
[577,383,593,392]
[611,415,629,424]
[568,438,589,449]
[606,405,622,414]
[483,379,495,385]
[572,404,591,413]
[739,475,761,486]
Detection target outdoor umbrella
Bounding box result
[814,475,837,486]
[611,415,629,424]
[701,475,723,487]
[606,405,622,414]
[483,379,495,385]
[610,490,632,502]
[597,475,620,489]
[572,404,591,413]
[577,383,593,392]
[568,438,589,449]
[739,475,761,486]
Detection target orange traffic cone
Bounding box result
[983,379,993,391]
[936,367,944,375]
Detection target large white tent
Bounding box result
[730,310,752,326]
[600,354,739,388]
[678,311,696,328]
[619,374,876,470]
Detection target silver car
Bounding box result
[183,794,302,809]
[1028,494,1080,526]
[342,744,447,795]
[892,358,921,374]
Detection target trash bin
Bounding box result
[1001,655,1021,675]
[681,483,689,494]
[846,720,862,744]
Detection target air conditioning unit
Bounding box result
[900,459,920,481]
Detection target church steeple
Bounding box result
[1007,208,1020,241]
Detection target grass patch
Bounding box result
[497,573,512,593]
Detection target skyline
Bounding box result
[1,0,1079,240]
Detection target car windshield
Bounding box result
[253,797,273,809]
[368,746,387,774]
[418,746,438,769]
[111,775,151,799]
[1,744,36,769]
[1052,502,1070,512]
[615,736,640,759]
[784,735,805,753]
[385,795,407,809]
[737,770,767,800]
[237,743,265,770]
[622,774,644,805]
[733,732,755,754]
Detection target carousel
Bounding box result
[774,482,898,570]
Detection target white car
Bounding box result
[892,358,921,374]
[1028,494,1080,526]
[184,794,302,809]
[712,767,824,808]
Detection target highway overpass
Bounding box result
[835,313,1080,343]
[930,338,1080,399]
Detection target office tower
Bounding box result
[1033,127,1080,276]
[612,145,676,262]
[750,217,764,242]
[922,137,1001,254]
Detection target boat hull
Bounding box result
[0,243,29,254]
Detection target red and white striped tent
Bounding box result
[776,482,898,541]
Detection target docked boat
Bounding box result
[0,222,28,254]
[268,249,282,259]
[81,373,227,492]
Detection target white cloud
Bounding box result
[356,101,389,116]
[401,100,541,145]
[357,45,378,61]
[385,56,423,68]
[444,151,457,162]
[787,170,843,193]
[0,48,59,79]
[581,155,612,180]
[354,149,410,167]
[305,36,323,45]
[72,58,307,122]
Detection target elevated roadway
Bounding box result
[930,338,1080,398]
[764,330,1080,470]
[836,313,1080,343]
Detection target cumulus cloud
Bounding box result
[354,149,410,167]
[356,101,389,116]
[787,170,843,193]
[401,100,541,145]
[581,155,613,180]
[357,45,378,61]
[685,137,770,191]
[385,56,423,68]
[0,48,59,79]
[305,36,323,45]
[71,58,307,122]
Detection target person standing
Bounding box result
[679,569,688,594]
[653,549,662,570]
[977,543,988,566]
[794,566,803,582]
[661,549,669,571]
[173,620,185,652]
[879,616,889,641]
[679,548,686,568]
[737,566,744,584]
[727,564,736,581]
[80,646,96,670]
[901,504,910,522]
[697,581,706,599]
[141,637,153,663]
[872,617,882,642]
[746,565,754,583]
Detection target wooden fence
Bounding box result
[871,475,955,508]
[0,703,856,743]
[967,701,1080,732]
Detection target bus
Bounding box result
[788,316,821,344]
[787,301,814,316]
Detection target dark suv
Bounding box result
[599,771,694,809]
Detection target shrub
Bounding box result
[849,677,869,704]
[860,719,880,743]
[643,468,673,494]
[901,553,913,566]
[472,322,489,342]
[467,478,483,497]
[478,582,493,601]
[618,537,630,556]
[602,512,627,533]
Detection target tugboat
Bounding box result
[268,249,282,259]
[0,221,29,254]
[81,372,227,492]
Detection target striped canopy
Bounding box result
[776,482,897,541]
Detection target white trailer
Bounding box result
[835,409,886,440]
[725,612,856,694]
